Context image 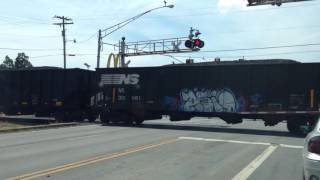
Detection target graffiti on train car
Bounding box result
[179,88,237,113]
[163,88,264,113]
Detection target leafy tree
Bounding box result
[14,53,32,69]
[0,53,33,69]
[0,56,14,69]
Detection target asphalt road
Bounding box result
[0,118,305,180]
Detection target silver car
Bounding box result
[303,119,320,180]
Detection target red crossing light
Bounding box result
[194,39,204,48]
[185,39,205,49]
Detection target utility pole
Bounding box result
[97,30,102,68]
[120,37,126,67]
[53,15,73,69]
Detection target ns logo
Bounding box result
[100,74,140,86]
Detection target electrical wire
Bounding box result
[17,42,320,61]
[76,32,98,44]
[161,54,184,63]
[101,41,320,54]
[0,47,62,51]
[168,49,320,59]
[25,49,320,62]
[60,49,320,58]
[74,2,320,21]
[147,2,320,19]
[0,34,59,38]
[29,54,63,59]
[211,24,320,35]
[0,15,50,25]
[200,43,320,53]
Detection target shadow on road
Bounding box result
[106,123,304,138]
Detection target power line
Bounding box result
[0,35,60,41]
[169,49,320,59]
[77,32,97,44]
[59,48,320,58]
[145,2,320,19]
[21,42,320,61]
[200,43,320,53]
[1,22,317,43]
[0,2,317,26]
[0,34,59,38]
[0,47,62,51]
[0,15,49,23]
[29,54,63,59]
[73,2,320,21]
[0,16,50,26]
[73,6,219,20]
[233,50,320,58]
[21,49,320,63]
[211,24,320,35]
[101,41,320,53]
[161,54,184,63]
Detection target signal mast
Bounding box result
[247,0,313,6]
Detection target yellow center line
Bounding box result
[6,138,179,180]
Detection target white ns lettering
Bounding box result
[120,74,140,85]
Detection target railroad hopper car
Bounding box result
[96,62,320,134]
[0,68,98,122]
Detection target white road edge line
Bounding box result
[178,137,303,149]
[279,144,303,149]
[178,137,271,146]
[231,145,278,180]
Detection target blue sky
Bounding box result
[0,0,319,69]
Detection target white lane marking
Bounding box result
[279,144,303,149]
[232,145,278,180]
[178,136,303,149]
[179,137,271,146]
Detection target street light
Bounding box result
[97,3,174,68]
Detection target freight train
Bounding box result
[0,60,319,135]
[0,67,98,122]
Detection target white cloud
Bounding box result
[217,0,247,14]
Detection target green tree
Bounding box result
[0,56,14,69]
[14,53,32,69]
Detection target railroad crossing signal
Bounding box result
[185,39,205,49]
[106,28,205,58]
[185,27,205,50]
[103,28,204,67]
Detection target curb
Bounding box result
[0,116,54,125]
[0,123,80,134]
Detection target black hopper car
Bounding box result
[96,60,320,135]
[0,67,98,122]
